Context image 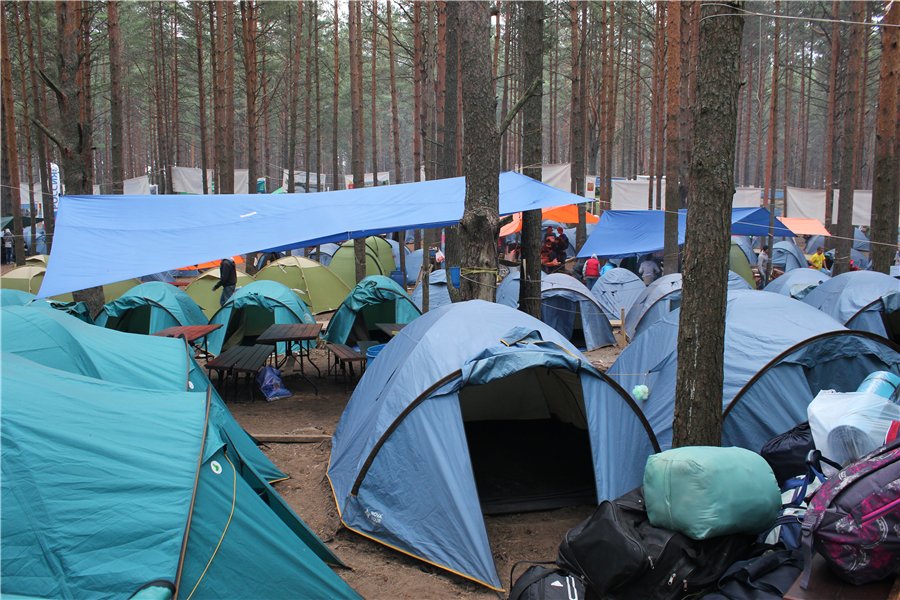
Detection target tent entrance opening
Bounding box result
[223,305,274,350]
[459,366,596,515]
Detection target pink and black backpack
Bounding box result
[800,439,900,588]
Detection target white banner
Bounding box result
[733,187,762,208]
[344,171,390,188]
[785,186,876,227]
[541,163,570,191]
[282,169,329,191]
[123,175,151,195]
[171,167,249,194]
[612,179,762,211]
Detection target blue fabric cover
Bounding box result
[764,269,831,297]
[328,301,658,590]
[495,271,616,350]
[577,208,794,258]
[772,240,808,271]
[801,271,900,338]
[39,172,591,298]
[605,290,900,452]
[404,248,425,284]
[94,282,207,334]
[590,268,646,320]
[412,269,453,310]
[325,275,421,345]
[206,280,315,355]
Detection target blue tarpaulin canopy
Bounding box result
[38,172,590,298]
[577,208,794,259]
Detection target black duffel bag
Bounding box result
[760,421,815,486]
[557,488,754,600]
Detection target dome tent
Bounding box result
[590,267,645,321]
[255,255,351,314]
[730,241,756,287]
[328,237,395,289]
[0,288,34,306]
[731,235,757,266]
[95,282,207,334]
[205,280,316,356]
[411,268,453,311]
[604,290,900,452]
[2,355,358,600]
[764,268,831,298]
[404,248,425,285]
[184,267,256,318]
[0,264,141,303]
[328,301,659,591]
[772,240,808,272]
[305,242,341,266]
[0,305,285,483]
[30,298,94,323]
[324,275,421,346]
[802,271,900,342]
[496,271,616,351]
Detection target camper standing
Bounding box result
[3,229,13,264]
[638,256,661,285]
[583,255,601,289]
[757,246,770,289]
[213,258,238,305]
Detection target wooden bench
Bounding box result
[325,342,366,387]
[206,344,273,400]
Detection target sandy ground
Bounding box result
[224,343,622,599]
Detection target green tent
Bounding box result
[256,256,351,314]
[95,282,207,334]
[25,254,48,265]
[206,280,316,356]
[0,264,140,303]
[729,242,757,288]
[325,275,422,346]
[2,354,358,599]
[0,305,284,482]
[184,267,256,318]
[328,237,395,289]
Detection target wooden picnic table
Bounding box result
[375,322,406,337]
[205,344,273,401]
[152,323,222,358]
[257,322,323,394]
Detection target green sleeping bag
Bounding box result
[643,446,781,540]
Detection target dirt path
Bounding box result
[226,344,621,599]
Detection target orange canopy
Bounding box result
[499,205,599,237]
[177,255,245,271]
[779,217,831,237]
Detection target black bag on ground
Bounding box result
[557,488,754,600]
[703,546,803,600]
[508,563,586,600]
[760,421,815,486]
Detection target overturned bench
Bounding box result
[325,342,366,387]
[206,344,273,400]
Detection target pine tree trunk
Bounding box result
[23,3,53,250]
[412,0,423,187]
[222,2,235,193]
[387,0,405,275]
[314,1,322,192]
[304,2,313,191]
[672,1,744,449]
[499,1,512,171]
[13,4,36,249]
[332,0,340,190]
[1,0,24,264]
[458,0,499,303]
[241,1,259,194]
[762,1,780,265]
[349,0,366,282]
[870,1,899,274]
[193,3,209,194]
[832,1,865,276]
[520,0,543,319]
[663,0,681,275]
[370,0,379,186]
[442,0,461,299]
[823,0,841,229]
[742,58,753,186]
[570,1,586,245]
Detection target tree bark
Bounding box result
[23,3,53,250]
[663,0,682,275]
[569,2,586,247]
[832,1,865,276]
[870,1,899,274]
[350,0,366,282]
[458,0,499,302]
[519,0,543,319]
[823,0,841,229]
[303,1,313,192]
[13,4,36,248]
[386,0,406,278]
[193,3,209,194]
[370,0,379,185]
[672,1,744,449]
[499,1,512,171]
[222,2,235,193]
[332,0,340,190]
[762,1,780,266]
[413,0,423,187]
[241,0,259,194]
[1,0,24,264]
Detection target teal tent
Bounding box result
[0,289,34,306]
[325,275,421,346]
[0,305,284,483]
[206,280,316,356]
[29,298,94,323]
[2,354,359,599]
[95,281,207,334]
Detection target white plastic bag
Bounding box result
[807,390,900,465]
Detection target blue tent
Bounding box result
[802,271,900,340]
[385,237,408,270]
[2,354,358,599]
[801,232,870,254]
[0,305,286,483]
[624,272,751,340]
[206,280,316,356]
[764,269,831,298]
[0,288,34,306]
[732,236,758,266]
[772,240,809,271]
[604,290,900,452]
[404,248,425,284]
[39,172,592,298]
[412,268,453,311]
[324,275,421,346]
[824,247,872,271]
[496,271,616,350]
[95,281,207,334]
[590,268,646,321]
[577,208,794,258]
[328,301,658,590]
[303,242,341,266]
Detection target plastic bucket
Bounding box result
[366,343,386,367]
[389,269,406,289]
[857,371,900,401]
[448,266,461,288]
